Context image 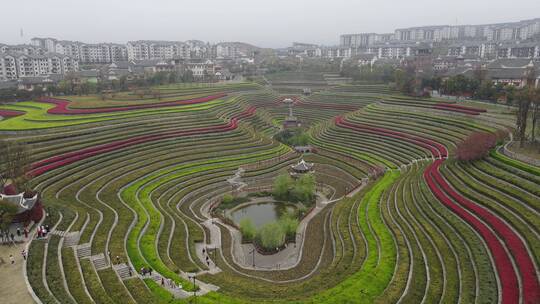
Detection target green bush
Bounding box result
[222,194,234,205]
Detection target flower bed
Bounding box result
[0,109,25,118]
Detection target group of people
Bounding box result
[36,225,50,238]
[0,227,29,245]
[160,277,182,290]
[140,266,153,276]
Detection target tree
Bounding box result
[239,218,256,242]
[530,88,540,143]
[514,88,532,147]
[0,138,30,190]
[278,214,298,239]
[455,132,498,161]
[0,199,18,230]
[291,173,315,203]
[257,222,285,250]
[273,174,292,200]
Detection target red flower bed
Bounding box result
[39,93,227,115]
[335,116,447,158]
[29,106,256,176]
[0,110,25,118]
[425,160,539,304]
[433,103,486,115]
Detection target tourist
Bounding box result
[16,228,21,238]
[24,228,28,239]
[149,267,153,276]
[21,250,27,260]
[9,254,14,264]
[128,266,132,277]
[37,227,41,238]
[10,233,15,244]
[116,256,120,264]
[161,277,165,286]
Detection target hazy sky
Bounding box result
[1,0,539,48]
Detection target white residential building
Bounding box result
[0,52,78,81]
[31,38,128,63]
[127,41,193,60]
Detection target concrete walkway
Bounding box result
[0,224,35,304]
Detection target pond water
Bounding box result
[228,202,296,228]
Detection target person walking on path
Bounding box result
[148,267,153,276]
[10,233,15,244]
[161,277,165,286]
[9,254,14,264]
[21,250,26,261]
[16,228,21,239]
[23,227,28,239]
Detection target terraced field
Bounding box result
[1,80,538,303]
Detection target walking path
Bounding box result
[0,224,35,304]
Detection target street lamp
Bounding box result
[249,248,255,267]
[188,275,196,298]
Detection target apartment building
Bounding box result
[342,18,540,46]
[340,33,393,48]
[0,52,78,81]
[127,41,193,60]
[31,38,128,63]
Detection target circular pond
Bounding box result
[227,202,296,228]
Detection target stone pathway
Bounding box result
[0,224,36,304]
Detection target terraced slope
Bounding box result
[2,83,537,304]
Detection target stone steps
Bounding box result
[63,231,81,247]
[50,230,68,237]
[113,263,135,280]
[90,253,108,270]
[76,243,91,258]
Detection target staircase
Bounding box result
[90,253,109,270]
[76,243,91,258]
[50,230,68,237]
[113,263,135,280]
[63,231,81,247]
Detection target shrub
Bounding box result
[239,218,256,242]
[222,194,234,205]
[456,132,498,161]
